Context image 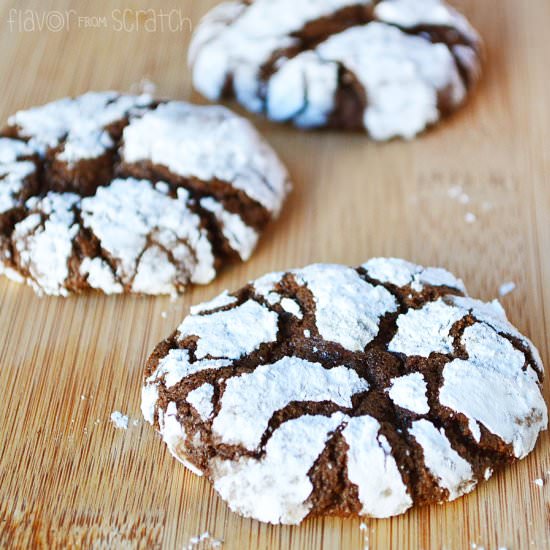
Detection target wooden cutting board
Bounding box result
[1,0,549,548]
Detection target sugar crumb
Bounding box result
[448,185,463,199]
[129,77,157,95]
[499,282,516,297]
[110,411,129,430]
[185,531,223,549]
[465,212,477,224]
[533,478,544,487]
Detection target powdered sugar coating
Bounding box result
[295,264,397,351]
[342,415,413,516]
[212,357,369,450]
[0,92,290,295]
[143,259,546,525]
[178,300,279,360]
[81,179,216,294]
[212,413,347,524]
[13,193,79,296]
[200,197,259,261]
[189,0,482,138]
[9,91,151,160]
[440,323,547,458]
[187,384,215,421]
[363,257,465,292]
[121,102,289,214]
[387,372,430,414]
[0,138,36,214]
[409,419,475,500]
[389,299,465,357]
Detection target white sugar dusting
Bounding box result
[410,419,475,500]
[212,412,347,524]
[9,91,152,160]
[13,192,80,296]
[122,101,290,214]
[184,532,223,550]
[190,290,238,315]
[81,179,216,294]
[389,299,465,357]
[387,372,430,414]
[212,357,369,450]
[200,197,259,261]
[342,415,412,517]
[499,281,516,297]
[110,411,129,430]
[295,264,397,352]
[362,257,465,292]
[178,300,279,360]
[440,323,547,458]
[187,383,215,421]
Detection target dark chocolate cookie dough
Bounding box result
[142,258,547,524]
[0,92,290,296]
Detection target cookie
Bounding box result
[142,258,547,524]
[189,0,482,139]
[0,92,290,296]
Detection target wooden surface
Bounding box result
[1,1,549,548]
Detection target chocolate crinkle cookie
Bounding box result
[142,258,547,525]
[0,91,290,296]
[189,0,482,139]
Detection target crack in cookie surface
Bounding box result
[189,0,483,139]
[142,258,547,524]
[0,92,291,295]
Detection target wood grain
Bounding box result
[1,1,549,548]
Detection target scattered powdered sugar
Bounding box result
[499,281,516,297]
[409,419,475,500]
[178,300,279,360]
[184,532,223,550]
[110,411,129,430]
[342,415,413,517]
[295,264,397,352]
[386,372,430,414]
[465,212,477,224]
[533,478,544,487]
[212,357,369,450]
